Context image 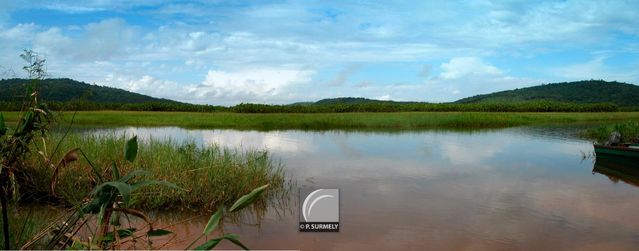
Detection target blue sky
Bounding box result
[1,1,638,105]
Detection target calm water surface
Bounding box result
[85,126,639,250]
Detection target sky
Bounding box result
[1,0,638,105]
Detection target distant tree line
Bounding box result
[0,100,621,113]
[231,101,619,113]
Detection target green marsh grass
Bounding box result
[584,121,639,144]
[24,133,289,211]
[6,111,639,130]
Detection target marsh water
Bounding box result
[83,126,639,250]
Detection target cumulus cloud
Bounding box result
[34,18,138,61]
[188,68,315,104]
[421,57,534,102]
[0,23,37,41]
[33,27,72,55]
[103,74,189,101]
[440,57,503,80]
[0,23,40,71]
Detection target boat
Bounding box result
[593,143,639,160]
[592,144,639,185]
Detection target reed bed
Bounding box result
[584,120,639,144]
[6,111,639,130]
[23,133,289,211]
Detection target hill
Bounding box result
[455,80,639,106]
[0,78,179,104]
[0,78,633,113]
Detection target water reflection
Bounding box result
[75,126,639,250]
[89,126,317,153]
[593,157,639,188]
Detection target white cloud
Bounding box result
[33,27,73,55]
[0,23,37,41]
[103,74,189,101]
[189,68,315,103]
[32,18,138,62]
[0,23,40,74]
[376,94,391,101]
[419,57,534,102]
[44,4,105,13]
[440,57,503,80]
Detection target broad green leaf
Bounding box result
[224,234,248,250]
[117,228,136,238]
[124,136,138,162]
[0,113,6,136]
[194,234,245,250]
[194,237,222,250]
[16,111,34,135]
[203,207,223,235]
[229,184,269,213]
[94,181,132,205]
[147,229,173,237]
[81,195,106,214]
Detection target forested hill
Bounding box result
[455,80,639,106]
[0,78,178,104]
